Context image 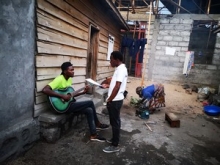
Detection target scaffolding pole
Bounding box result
[141,0,152,86]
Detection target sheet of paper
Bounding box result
[85,78,101,86]
[165,47,176,55]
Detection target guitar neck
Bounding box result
[71,84,91,97]
[71,87,84,97]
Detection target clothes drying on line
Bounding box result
[120,36,147,63]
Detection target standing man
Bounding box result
[42,62,109,142]
[101,51,128,153]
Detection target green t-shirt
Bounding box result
[48,75,72,90]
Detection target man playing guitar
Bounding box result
[42,62,109,142]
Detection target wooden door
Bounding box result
[87,24,99,93]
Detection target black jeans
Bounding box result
[107,100,123,147]
[67,100,98,135]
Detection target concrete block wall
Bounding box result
[0,119,39,163]
[0,0,38,163]
[150,15,192,83]
[147,14,220,88]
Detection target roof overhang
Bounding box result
[115,0,220,15]
[100,0,129,30]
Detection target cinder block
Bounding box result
[160,19,170,24]
[180,31,190,36]
[182,19,193,24]
[206,65,217,70]
[169,18,180,24]
[168,41,179,46]
[39,111,83,143]
[165,112,180,128]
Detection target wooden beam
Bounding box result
[36,55,87,67]
[37,10,88,40]
[213,27,220,34]
[37,0,89,30]
[37,27,88,49]
[130,0,135,14]
[164,0,191,14]
[120,11,155,21]
[37,41,87,57]
[36,76,86,92]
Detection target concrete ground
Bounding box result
[5,78,220,165]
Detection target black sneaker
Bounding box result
[96,123,109,130]
[90,134,106,142]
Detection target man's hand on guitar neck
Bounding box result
[73,85,90,98]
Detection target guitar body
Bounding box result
[49,87,76,113]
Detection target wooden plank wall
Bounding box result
[34,0,123,116]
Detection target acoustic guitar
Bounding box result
[48,86,85,113]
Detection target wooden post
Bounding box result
[141,0,152,86]
[129,22,137,75]
[207,0,211,14]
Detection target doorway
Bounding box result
[122,21,147,77]
[87,24,99,93]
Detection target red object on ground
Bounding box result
[202,100,209,106]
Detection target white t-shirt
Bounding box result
[107,64,128,101]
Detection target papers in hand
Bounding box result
[86,78,101,87]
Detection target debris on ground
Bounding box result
[144,122,153,131]
[185,88,192,94]
[181,84,190,89]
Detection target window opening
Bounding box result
[188,20,217,64]
[107,35,114,60]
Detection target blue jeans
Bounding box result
[107,100,123,147]
[67,100,98,135]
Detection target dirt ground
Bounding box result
[5,77,220,165]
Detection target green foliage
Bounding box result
[130,96,142,107]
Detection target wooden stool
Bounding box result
[165,112,180,128]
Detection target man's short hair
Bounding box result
[111,51,123,61]
[61,62,72,74]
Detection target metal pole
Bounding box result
[206,21,212,49]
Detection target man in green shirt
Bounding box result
[42,62,108,142]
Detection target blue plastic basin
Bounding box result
[203,105,220,116]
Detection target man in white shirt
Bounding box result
[101,51,128,153]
